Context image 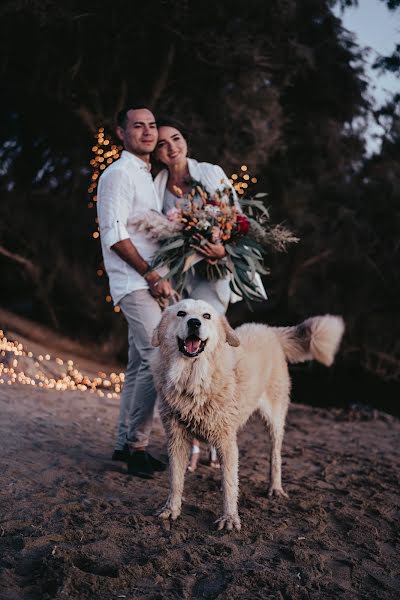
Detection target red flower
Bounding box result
[236,214,250,235]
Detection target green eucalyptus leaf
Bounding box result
[159,238,185,252]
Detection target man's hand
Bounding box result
[111,239,174,299]
[146,271,173,299]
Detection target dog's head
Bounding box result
[152,299,240,359]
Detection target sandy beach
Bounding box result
[0,364,399,599]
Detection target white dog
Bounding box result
[151,299,344,531]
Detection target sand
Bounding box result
[1,374,399,600]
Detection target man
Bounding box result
[97,104,173,478]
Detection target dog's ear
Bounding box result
[221,315,240,347]
[151,324,160,347]
[152,311,170,347]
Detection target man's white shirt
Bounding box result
[97,150,163,305]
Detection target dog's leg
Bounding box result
[259,401,289,499]
[157,422,190,521]
[215,434,241,531]
[268,421,288,498]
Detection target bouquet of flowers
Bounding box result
[129,180,298,303]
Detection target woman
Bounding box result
[153,118,266,470]
[154,117,239,314]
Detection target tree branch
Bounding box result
[0,243,59,329]
[149,44,175,108]
[0,244,39,279]
[74,104,98,134]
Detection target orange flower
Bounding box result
[173,185,183,198]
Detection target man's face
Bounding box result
[116,108,157,157]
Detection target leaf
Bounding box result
[183,252,202,272]
[246,246,263,260]
[224,243,242,258]
[242,254,257,281]
[228,245,248,258]
[212,263,224,278]
[232,258,251,271]
[166,256,185,279]
[229,278,242,296]
[231,264,265,302]
[239,247,269,276]
[159,237,185,252]
[239,198,270,217]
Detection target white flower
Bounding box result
[197,219,211,230]
[204,205,221,216]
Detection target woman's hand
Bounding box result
[191,235,226,263]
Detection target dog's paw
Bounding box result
[215,513,241,531]
[268,486,289,499]
[156,503,181,521]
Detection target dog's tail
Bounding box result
[275,315,345,366]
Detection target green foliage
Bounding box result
[374,44,400,76]
[0,0,398,380]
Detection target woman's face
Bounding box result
[155,126,188,167]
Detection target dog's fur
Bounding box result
[151,299,344,531]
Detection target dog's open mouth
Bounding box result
[177,335,207,358]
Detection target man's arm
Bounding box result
[98,168,172,299]
[112,238,172,299]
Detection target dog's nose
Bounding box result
[187,318,201,331]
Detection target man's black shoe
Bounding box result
[111,443,130,462]
[127,450,154,479]
[146,452,167,472]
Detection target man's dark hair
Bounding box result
[156,116,190,145]
[116,104,153,129]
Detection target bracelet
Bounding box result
[142,266,153,280]
[144,269,160,285]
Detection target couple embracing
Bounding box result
[97,104,252,478]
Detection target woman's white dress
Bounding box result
[154,158,266,312]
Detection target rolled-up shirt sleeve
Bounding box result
[97,168,133,249]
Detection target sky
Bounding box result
[334,0,400,153]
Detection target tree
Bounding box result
[2,0,398,390]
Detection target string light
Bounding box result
[230,165,258,195]
[0,330,123,397]
[87,127,123,312]
[87,127,122,203]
